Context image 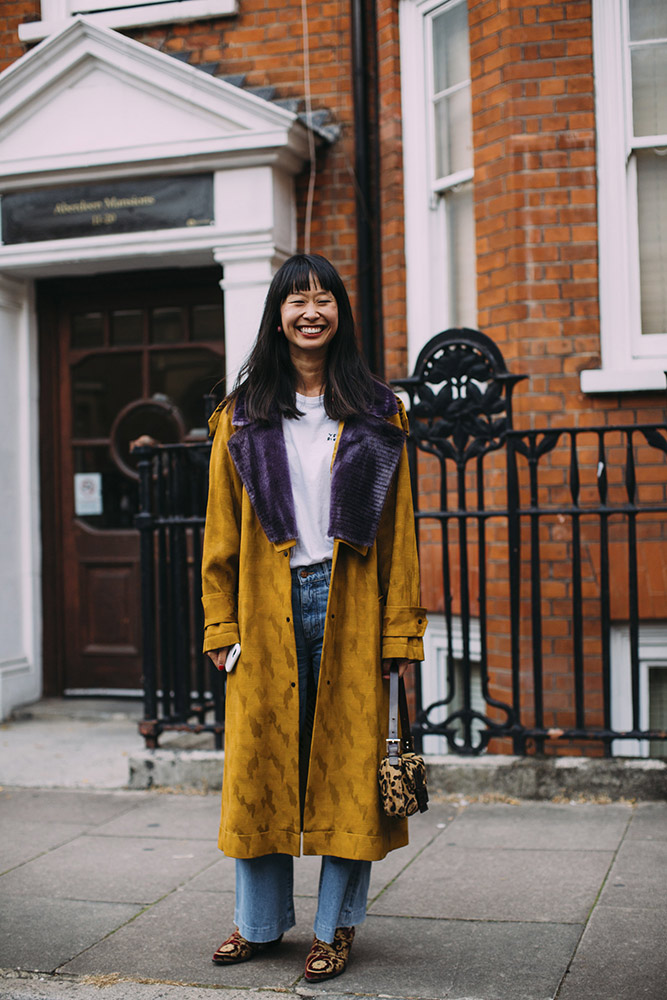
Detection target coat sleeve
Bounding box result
[376,404,427,661]
[201,405,243,653]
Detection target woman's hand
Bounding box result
[381,657,412,679]
[207,647,231,671]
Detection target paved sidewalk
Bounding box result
[1,705,666,999]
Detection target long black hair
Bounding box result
[230,253,377,422]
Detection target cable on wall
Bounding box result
[301,0,317,254]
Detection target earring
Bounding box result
[277,325,282,332]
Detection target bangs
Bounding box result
[275,254,339,301]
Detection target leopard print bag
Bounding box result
[378,664,429,818]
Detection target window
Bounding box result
[610,624,667,757]
[19,0,237,42]
[400,0,477,369]
[582,0,667,392]
[421,614,484,755]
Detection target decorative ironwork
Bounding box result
[393,328,667,757]
[393,328,525,466]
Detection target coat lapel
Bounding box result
[227,395,297,544]
[226,383,405,550]
[329,413,405,549]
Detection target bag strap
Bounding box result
[387,661,415,759]
[398,674,415,754]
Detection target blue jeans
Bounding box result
[234,561,371,945]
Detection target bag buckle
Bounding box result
[385,738,401,757]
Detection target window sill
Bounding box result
[19,0,238,42]
[580,367,667,393]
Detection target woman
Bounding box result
[201,253,426,982]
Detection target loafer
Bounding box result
[212,928,283,965]
[304,926,355,982]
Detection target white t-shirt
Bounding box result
[282,393,339,567]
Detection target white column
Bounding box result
[0,276,41,720]
[214,249,288,388]
[212,164,296,388]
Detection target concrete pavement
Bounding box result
[0,703,666,1000]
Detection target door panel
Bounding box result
[79,561,139,653]
[39,269,224,692]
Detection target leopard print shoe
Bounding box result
[304,926,355,982]
[212,928,283,965]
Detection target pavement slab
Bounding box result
[440,801,633,851]
[0,820,90,873]
[556,904,667,1000]
[625,801,667,841]
[0,788,143,827]
[369,838,615,924]
[62,889,319,988]
[0,790,146,873]
[93,793,222,841]
[0,896,142,972]
[183,855,237,895]
[599,838,667,911]
[303,914,583,1000]
[0,834,220,904]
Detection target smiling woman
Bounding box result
[200,253,427,982]
[280,282,339,362]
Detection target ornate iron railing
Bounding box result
[136,330,667,756]
[135,441,224,748]
[393,329,667,757]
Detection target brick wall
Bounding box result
[131,2,361,305]
[0,0,40,67]
[462,0,667,754]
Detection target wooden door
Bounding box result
[38,269,224,693]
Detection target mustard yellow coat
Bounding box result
[201,384,426,862]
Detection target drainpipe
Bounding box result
[351,0,384,377]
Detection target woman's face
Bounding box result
[279,277,339,358]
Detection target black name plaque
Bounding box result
[1,174,214,244]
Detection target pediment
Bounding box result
[0,16,310,182]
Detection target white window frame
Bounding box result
[582,0,667,393]
[611,623,667,756]
[400,0,475,371]
[420,613,483,756]
[19,0,237,43]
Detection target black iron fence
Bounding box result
[136,329,667,756]
[136,440,224,748]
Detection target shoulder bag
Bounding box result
[377,662,429,817]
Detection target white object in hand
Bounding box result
[225,643,241,673]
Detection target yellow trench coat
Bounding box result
[201,386,426,862]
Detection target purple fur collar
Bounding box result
[226,383,405,549]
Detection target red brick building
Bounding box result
[0,0,665,757]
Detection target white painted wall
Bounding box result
[0,278,41,720]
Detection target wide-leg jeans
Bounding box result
[233,560,371,945]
